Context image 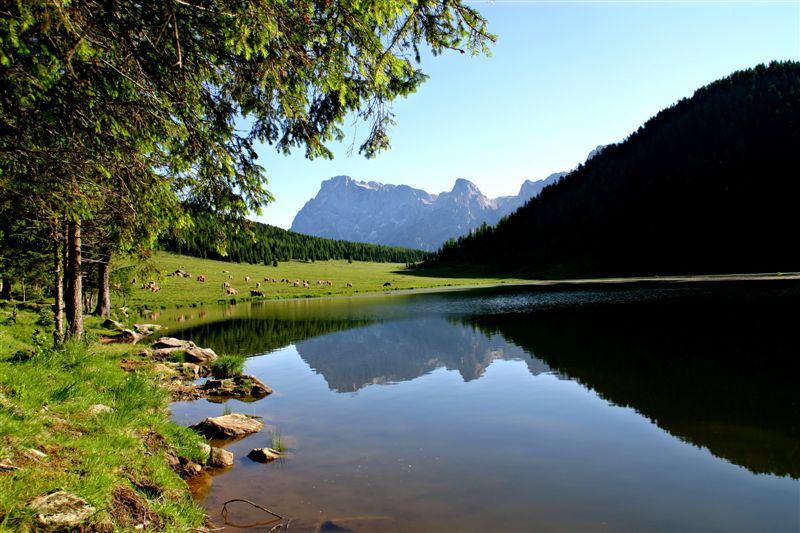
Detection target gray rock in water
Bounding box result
[203,374,272,399]
[247,447,281,463]
[209,447,234,467]
[28,491,96,531]
[190,413,264,439]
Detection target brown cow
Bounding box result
[197,275,206,282]
[226,287,238,295]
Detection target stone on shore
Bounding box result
[28,491,96,532]
[152,337,196,350]
[190,413,264,439]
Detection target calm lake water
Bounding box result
[165,282,800,532]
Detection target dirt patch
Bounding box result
[109,486,162,531]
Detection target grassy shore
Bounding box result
[0,306,208,531]
[115,251,520,309]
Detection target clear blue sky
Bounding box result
[253,0,799,230]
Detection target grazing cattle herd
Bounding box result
[137,269,380,298]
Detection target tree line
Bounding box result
[0,1,493,341]
[428,62,800,277]
[162,210,430,265]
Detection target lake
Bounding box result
[164,282,800,531]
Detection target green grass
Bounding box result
[269,430,287,454]
[0,308,207,531]
[112,251,521,309]
[210,354,245,379]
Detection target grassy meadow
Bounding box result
[0,307,208,531]
[115,251,520,309]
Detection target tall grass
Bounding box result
[210,354,245,378]
[0,310,207,530]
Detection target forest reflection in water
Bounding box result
[168,282,799,531]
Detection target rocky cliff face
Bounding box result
[290,173,565,251]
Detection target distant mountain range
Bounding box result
[290,172,567,251]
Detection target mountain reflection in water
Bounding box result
[295,318,555,393]
[168,282,799,531]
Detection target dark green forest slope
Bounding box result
[428,61,800,277]
[163,211,430,265]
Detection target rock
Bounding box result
[202,374,272,399]
[101,318,126,331]
[24,448,47,461]
[152,337,196,350]
[247,447,281,463]
[190,413,264,439]
[87,404,114,416]
[181,363,201,378]
[102,329,144,344]
[134,323,162,334]
[28,491,96,532]
[184,346,218,364]
[209,447,234,467]
[0,458,19,471]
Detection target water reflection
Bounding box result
[167,282,800,531]
[296,318,554,393]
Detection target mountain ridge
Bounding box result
[290,172,566,251]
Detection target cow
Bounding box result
[226,287,238,295]
[303,281,310,288]
[197,275,206,282]
[346,282,353,288]
[250,289,264,297]
[245,276,251,282]
[255,282,261,289]
[383,282,391,287]
[293,281,300,287]
[223,281,231,289]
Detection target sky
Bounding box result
[252,0,800,230]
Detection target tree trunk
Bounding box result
[52,219,64,344]
[65,220,84,341]
[63,215,72,325]
[1,275,10,300]
[95,253,111,318]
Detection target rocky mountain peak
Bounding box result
[290,173,565,251]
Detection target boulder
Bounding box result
[28,491,96,532]
[184,346,218,364]
[103,329,144,344]
[181,363,202,379]
[152,337,195,350]
[209,447,234,467]
[190,413,264,439]
[134,323,163,334]
[247,447,282,463]
[202,374,272,399]
[101,318,126,331]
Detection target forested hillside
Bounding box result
[162,211,430,265]
[427,62,800,277]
